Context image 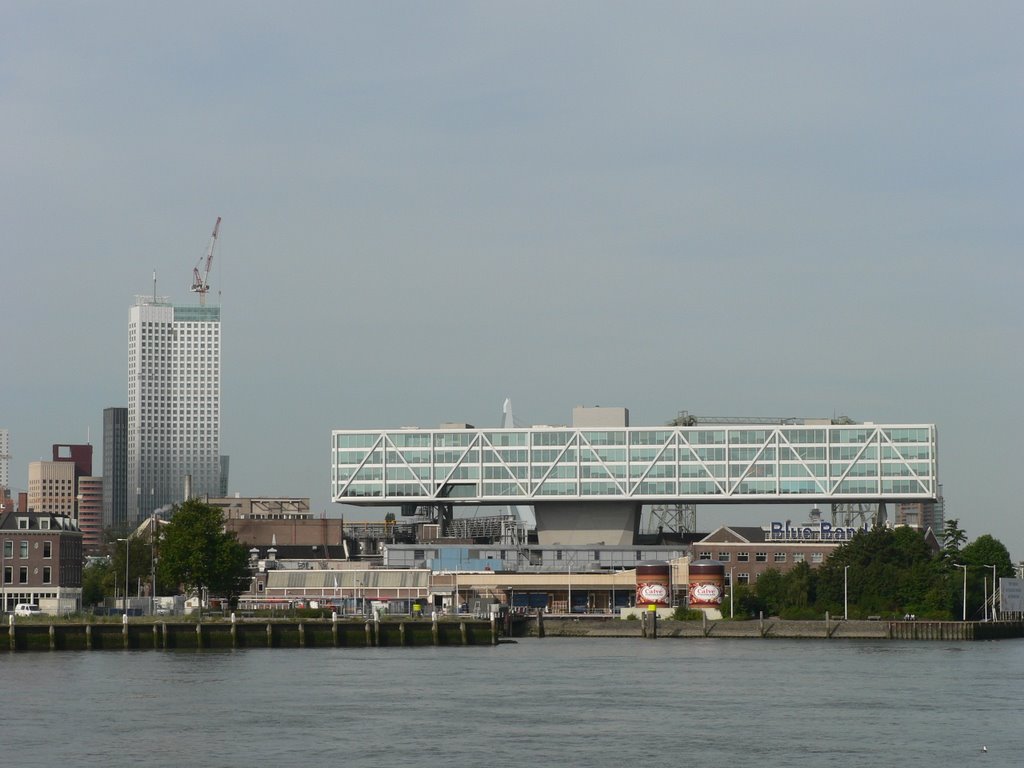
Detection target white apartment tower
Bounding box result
[128,295,221,525]
[0,428,9,491]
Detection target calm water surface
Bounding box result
[2,638,1020,767]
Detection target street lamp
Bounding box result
[954,564,968,621]
[567,564,572,615]
[150,512,159,616]
[117,538,130,616]
[1,538,6,614]
[729,567,734,619]
[844,565,850,621]
[986,564,998,621]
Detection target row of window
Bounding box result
[698,550,824,564]
[3,566,53,585]
[3,540,53,558]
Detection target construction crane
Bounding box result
[190,216,221,305]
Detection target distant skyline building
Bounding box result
[28,460,76,517]
[0,428,9,491]
[895,485,945,533]
[128,295,222,525]
[52,443,93,482]
[77,475,103,554]
[102,407,128,531]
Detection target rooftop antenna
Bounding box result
[152,270,157,302]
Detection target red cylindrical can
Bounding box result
[688,561,725,608]
[636,561,671,606]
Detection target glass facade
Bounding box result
[332,424,938,505]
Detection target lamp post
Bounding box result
[954,564,967,621]
[844,565,850,621]
[567,564,572,615]
[729,567,734,619]
[986,564,998,621]
[117,538,130,616]
[150,512,158,616]
[1,538,6,615]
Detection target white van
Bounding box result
[13,603,42,617]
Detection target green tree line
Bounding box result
[725,519,1014,621]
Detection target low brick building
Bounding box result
[0,511,83,613]
[692,516,940,587]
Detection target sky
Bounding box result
[2,3,1022,557]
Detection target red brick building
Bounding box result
[0,511,83,613]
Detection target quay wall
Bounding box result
[3,616,1020,651]
[0,617,499,653]
[525,615,1024,641]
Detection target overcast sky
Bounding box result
[2,3,1021,557]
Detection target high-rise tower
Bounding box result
[0,428,9,493]
[128,295,221,525]
[102,407,128,531]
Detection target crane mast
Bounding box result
[190,216,221,305]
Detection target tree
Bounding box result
[958,534,1014,619]
[941,518,967,561]
[816,526,951,618]
[81,560,112,608]
[158,499,250,614]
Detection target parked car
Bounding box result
[13,603,42,617]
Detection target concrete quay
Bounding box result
[525,615,1024,641]
[0,615,504,652]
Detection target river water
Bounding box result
[2,637,1020,767]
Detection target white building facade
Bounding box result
[0,428,9,491]
[128,296,221,524]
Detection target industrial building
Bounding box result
[332,405,939,547]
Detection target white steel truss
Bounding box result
[332,424,938,505]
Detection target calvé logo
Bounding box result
[638,583,668,602]
[690,583,722,603]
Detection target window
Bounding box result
[3,566,10,584]
[3,540,11,558]
[737,552,749,562]
[774,552,787,563]
[793,553,805,563]
[19,567,28,584]
[17,518,28,529]
[811,552,824,563]
[718,551,730,562]
[43,567,51,585]
[43,541,52,559]
[737,573,750,585]
[755,552,767,562]
[19,541,28,559]
[698,551,712,560]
